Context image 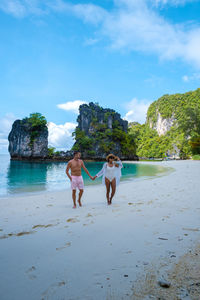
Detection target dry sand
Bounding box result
[0,160,200,300]
[132,241,200,299]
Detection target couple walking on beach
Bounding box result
[66,151,123,208]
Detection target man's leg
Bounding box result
[105,177,111,205]
[110,178,116,204]
[72,189,76,208]
[78,189,83,206]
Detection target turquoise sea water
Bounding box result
[0,154,169,196]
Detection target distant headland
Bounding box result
[8,88,200,161]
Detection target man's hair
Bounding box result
[73,151,80,157]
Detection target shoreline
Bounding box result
[0,160,174,199]
[0,160,200,299]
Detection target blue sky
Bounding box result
[0,0,200,153]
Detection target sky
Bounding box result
[0,0,200,154]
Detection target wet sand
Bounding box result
[0,160,199,300]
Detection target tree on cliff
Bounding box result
[23,113,47,128]
[23,113,47,147]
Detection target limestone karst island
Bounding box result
[8,88,200,161]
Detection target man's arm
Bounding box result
[66,161,72,181]
[81,161,93,179]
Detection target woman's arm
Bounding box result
[94,163,106,178]
[114,156,123,168]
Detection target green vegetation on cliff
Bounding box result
[130,88,200,159]
[147,88,200,125]
[72,103,136,158]
[73,119,136,157]
[22,113,47,147]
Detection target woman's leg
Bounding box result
[110,178,116,204]
[105,177,111,204]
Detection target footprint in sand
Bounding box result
[183,228,200,232]
[153,231,159,235]
[83,220,94,226]
[147,200,154,205]
[26,266,37,280]
[66,218,79,223]
[41,281,67,299]
[56,242,71,251]
[32,224,56,229]
[125,250,132,254]
[0,231,35,239]
[58,281,66,286]
[85,213,93,218]
[0,229,3,232]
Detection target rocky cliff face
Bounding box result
[148,111,176,136]
[77,102,128,134]
[8,119,48,159]
[73,102,137,159]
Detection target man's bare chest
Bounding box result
[71,161,82,169]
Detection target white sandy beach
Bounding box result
[0,160,200,300]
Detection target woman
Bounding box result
[93,154,123,205]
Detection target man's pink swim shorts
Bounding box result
[71,175,84,190]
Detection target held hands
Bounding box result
[91,176,97,181]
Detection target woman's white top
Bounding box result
[105,164,116,181]
[96,160,123,186]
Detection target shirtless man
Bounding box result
[66,151,93,208]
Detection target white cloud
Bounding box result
[153,0,196,7]
[182,73,200,82]
[182,75,189,82]
[99,0,200,67]
[84,37,99,46]
[1,0,200,68]
[123,98,151,124]
[0,0,45,17]
[0,113,16,153]
[0,0,26,17]
[57,100,87,114]
[47,121,76,150]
